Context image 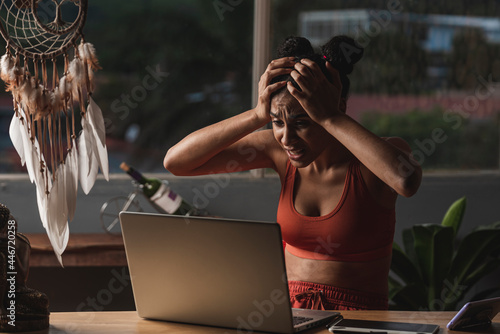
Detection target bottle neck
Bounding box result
[127,169,147,184]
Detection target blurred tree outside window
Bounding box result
[272,0,500,172]
[0,0,499,173]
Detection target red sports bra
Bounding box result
[277,160,395,262]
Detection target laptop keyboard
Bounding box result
[293,316,314,326]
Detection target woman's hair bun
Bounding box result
[276,36,314,58]
[321,35,364,75]
[272,35,361,99]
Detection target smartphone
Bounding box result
[447,297,500,330]
[328,318,439,334]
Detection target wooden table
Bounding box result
[9,311,500,334]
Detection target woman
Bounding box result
[164,35,422,310]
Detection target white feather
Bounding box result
[45,171,69,267]
[16,107,37,183]
[50,166,69,232]
[0,53,15,83]
[31,136,52,231]
[67,57,86,96]
[78,42,100,71]
[79,118,93,173]
[77,124,98,194]
[65,142,78,221]
[87,97,106,146]
[9,112,25,165]
[78,42,100,93]
[59,75,72,100]
[36,185,48,229]
[87,98,109,180]
[36,171,52,231]
[68,57,85,81]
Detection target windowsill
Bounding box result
[26,233,127,267]
[0,171,281,181]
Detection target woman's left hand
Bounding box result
[287,58,343,126]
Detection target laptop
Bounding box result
[119,211,339,333]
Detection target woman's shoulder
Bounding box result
[251,129,288,178]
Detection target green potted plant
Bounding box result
[389,197,500,310]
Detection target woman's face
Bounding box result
[270,92,332,168]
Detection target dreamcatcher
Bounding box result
[0,0,108,265]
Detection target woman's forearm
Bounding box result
[322,113,422,197]
[163,108,267,174]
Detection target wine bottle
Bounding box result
[120,162,195,215]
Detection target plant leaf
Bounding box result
[388,275,403,300]
[402,227,418,267]
[412,224,454,305]
[474,221,500,231]
[463,258,500,286]
[440,259,500,310]
[390,243,422,285]
[441,196,466,235]
[446,227,500,301]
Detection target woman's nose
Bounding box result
[281,126,297,146]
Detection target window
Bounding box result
[1,0,499,173]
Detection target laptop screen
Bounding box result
[120,212,296,333]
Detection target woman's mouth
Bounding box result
[285,148,305,160]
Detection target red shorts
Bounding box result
[288,280,388,311]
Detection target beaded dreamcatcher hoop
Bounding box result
[0,0,108,265]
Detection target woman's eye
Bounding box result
[272,120,284,126]
[295,121,308,127]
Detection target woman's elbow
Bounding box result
[396,166,422,198]
[163,149,183,176]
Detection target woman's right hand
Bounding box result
[254,57,295,123]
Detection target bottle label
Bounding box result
[150,181,182,214]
